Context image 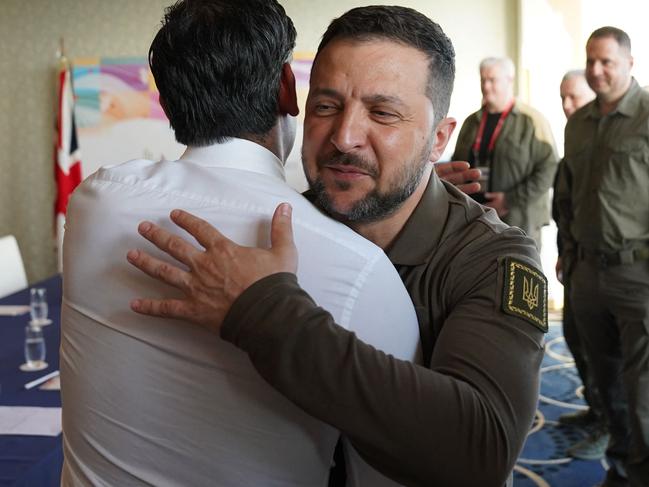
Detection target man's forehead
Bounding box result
[314,37,428,68]
[480,64,507,78]
[561,77,585,92]
[310,37,430,92]
[587,36,629,56]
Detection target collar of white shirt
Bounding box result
[179,137,286,183]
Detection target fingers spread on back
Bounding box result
[137,220,198,266]
[171,209,230,249]
[127,249,191,291]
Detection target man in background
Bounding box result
[452,57,558,249]
[560,70,596,120]
[128,6,547,486]
[553,70,608,460]
[557,27,649,487]
[60,1,421,485]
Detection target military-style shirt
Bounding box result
[452,101,558,239]
[221,175,547,487]
[557,79,649,256]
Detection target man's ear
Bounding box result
[428,117,457,163]
[279,63,299,117]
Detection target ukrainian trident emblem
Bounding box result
[522,276,539,310]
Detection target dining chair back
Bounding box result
[0,235,28,298]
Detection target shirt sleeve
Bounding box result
[221,259,544,487]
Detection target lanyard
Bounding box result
[471,99,515,162]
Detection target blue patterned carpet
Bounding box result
[513,319,608,487]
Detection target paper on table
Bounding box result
[0,305,30,316]
[0,406,62,436]
[39,375,61,391]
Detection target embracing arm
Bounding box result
[128,210,543,487]
[221,261,542,487]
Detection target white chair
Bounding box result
[0,235,28,298]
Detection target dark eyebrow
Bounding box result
[362,94,406,108]
[309,88,344,101]
[310,88,406,108]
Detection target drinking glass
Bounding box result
[29,287,49,325]
[23,325,47,370]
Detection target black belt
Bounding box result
[577,246,649,267]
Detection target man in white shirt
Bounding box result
[60,1,420,486]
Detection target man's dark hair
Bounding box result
[588,26,632,52]
[316,6,455,125]
[149,0,296,146]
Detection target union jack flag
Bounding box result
[55,62,82,270]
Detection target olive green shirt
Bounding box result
[221,175,546,487]
[557,79,649,257]
[452,101,558,241]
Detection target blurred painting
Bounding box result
[71,54,314,191]
[72,57,184,178]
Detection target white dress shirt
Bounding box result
[61,138,419,487]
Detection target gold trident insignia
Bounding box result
[523,276,539,310]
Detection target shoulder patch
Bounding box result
[502,257,548,333]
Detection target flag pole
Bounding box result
[58,37,67,65]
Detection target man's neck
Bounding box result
[348,169,432,250]
[245,132,283,162]
[244,118,292,164]
[598,78,632,115]
[485,97,513,114]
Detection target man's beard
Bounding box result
[304,141,433,224]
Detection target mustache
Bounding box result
[316,151,379,178]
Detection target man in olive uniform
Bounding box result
[554,70,609,461]
[452,57,558,249]
[127,6,547,487]
[557,27,649,487]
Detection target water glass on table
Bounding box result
[29,287,51,326]
[21,325,47,372]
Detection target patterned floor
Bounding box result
[514,320,608,487]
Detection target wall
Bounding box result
[0,0,171,282]
[0,0,516,282]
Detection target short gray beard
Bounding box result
[304,140,433,224]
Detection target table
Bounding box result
[0,276,63,486]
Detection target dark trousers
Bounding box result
[562,282,606,425]
[570,259,649,486]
